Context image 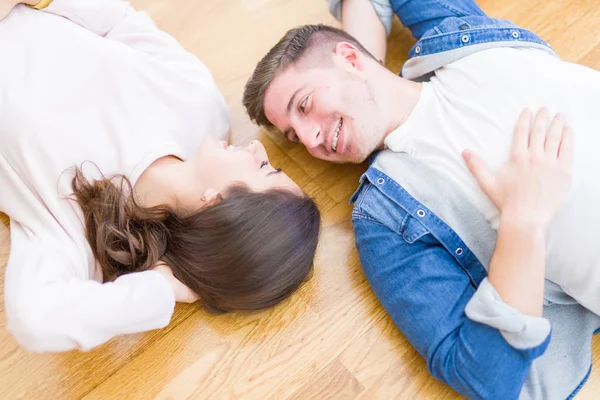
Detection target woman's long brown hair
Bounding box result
[71,167,320,313]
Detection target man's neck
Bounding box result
[382,75,423,142]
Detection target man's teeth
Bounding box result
[332,119,342,152]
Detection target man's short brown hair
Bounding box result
[243,24,375,128]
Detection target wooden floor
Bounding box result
[2,0,600,399]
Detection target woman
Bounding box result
[0,0,320,352]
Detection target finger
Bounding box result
[544,113,566,158]
[463,150,498,201]
[558,126,574,168]
[189,292,200,303]
[511,108,533,157]
[0,6,12,23]
[529,108,550,157]
[184,291,200,304]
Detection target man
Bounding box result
[243,0,600,398]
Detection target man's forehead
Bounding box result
[264,67,301,125]
[265,65,324,122]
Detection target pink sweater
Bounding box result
[0,0,229,352]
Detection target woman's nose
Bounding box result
[245,140,269,161]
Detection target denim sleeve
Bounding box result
[327,0,394,35]
[389,0,486,39]
[353,217,551,400]
[465,278,551,349]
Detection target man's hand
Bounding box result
[464,108,574,316]
[153,262,200,304]
[463,108,574,229]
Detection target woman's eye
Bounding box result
[299,97,308,113]
[260,161,269,168]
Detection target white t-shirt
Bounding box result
[0,1,229,352]
[385,47,600,316]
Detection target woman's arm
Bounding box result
[0,0,36,21]
[4,223,176,352]
[12,0,218,85]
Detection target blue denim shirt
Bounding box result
[351,168,543,399]
[351,153,600,400]
[328,0,600,399]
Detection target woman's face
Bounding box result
[193,136,300,194]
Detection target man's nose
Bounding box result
[296,121,323,149]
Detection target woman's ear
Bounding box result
[200,188,224,208]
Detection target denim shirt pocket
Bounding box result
[399,213,429,244]
[352,179,430,244]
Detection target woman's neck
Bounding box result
[134,156,200,212]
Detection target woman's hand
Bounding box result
[463,108,574,230]
[0,0,20,21]
[1,1,40,22]
[153,262,200,304]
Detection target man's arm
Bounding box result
[352,217,549,399]
[340,0,387,62]
[463,109,573,316]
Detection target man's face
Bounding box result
[263,46,385,163]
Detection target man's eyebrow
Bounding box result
[282,85,307,140]
[286,85,307,116]
[268,168,283,176]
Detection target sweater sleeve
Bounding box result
[4,222,176,352]
[41,0,215,81]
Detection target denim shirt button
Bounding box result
[461,34,470,43]
[455,248,464,256]
[417,209,426,218]
[376,177,385,185]
[415,46,421,54]
[512,31,520,39]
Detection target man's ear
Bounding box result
[333,42,366,71]
[200,188,224,208]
